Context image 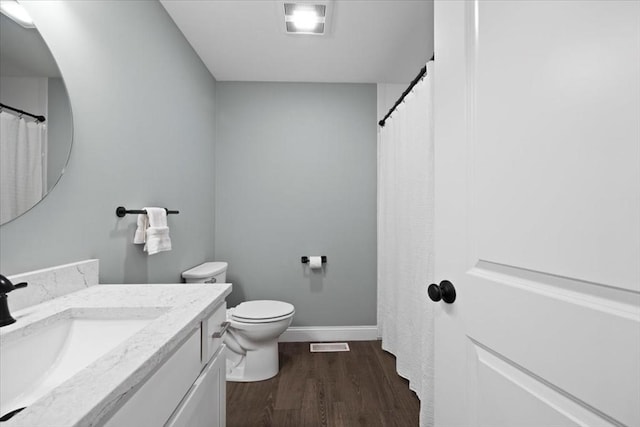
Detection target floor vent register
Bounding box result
[310,342,350,352]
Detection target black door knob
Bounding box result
[427,280,456,304]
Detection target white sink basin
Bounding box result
[0,308,161,418]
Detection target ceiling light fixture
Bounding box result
[291,9,319,31]
[282,2,331,35]
[0,0,35,29]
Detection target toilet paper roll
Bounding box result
[308,256,323,270]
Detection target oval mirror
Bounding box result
[0,10,73,225]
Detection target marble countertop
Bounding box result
[0,283,231,427]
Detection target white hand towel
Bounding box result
[145,226,172,254]
[133,213,148,244]
[143,207,172,255]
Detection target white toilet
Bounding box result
[182,262,295,382]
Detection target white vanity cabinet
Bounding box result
[165,345,226,427]
[103,302,227,427]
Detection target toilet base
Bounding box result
[226,340,280,382]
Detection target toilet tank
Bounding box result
[182,262,228,283]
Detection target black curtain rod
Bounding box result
[0,102,46,123]
[378,54,434,128]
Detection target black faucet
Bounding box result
[0,274,28,327]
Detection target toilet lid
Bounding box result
[231,300,294,322]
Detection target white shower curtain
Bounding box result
[378,61,434,427]
[0,111,47,223]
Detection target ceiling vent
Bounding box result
[281,1,332,35]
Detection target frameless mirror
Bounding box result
[0,12,73,225]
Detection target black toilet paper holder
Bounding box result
[301,256,327,264]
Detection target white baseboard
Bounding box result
[280,326,379,342]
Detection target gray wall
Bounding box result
[0,1,217,283]
[215,82,377,326]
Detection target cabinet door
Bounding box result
[202,302,227,363]
[166,345,227,427]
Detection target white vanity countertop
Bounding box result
[1,283,231,427]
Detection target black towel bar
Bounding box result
[115,206,179,217]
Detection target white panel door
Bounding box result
[433,1,640,426]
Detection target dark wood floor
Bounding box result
[227,341,420,427]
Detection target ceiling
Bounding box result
[160,0,433,84]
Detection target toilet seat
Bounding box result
[230,300,294,324]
